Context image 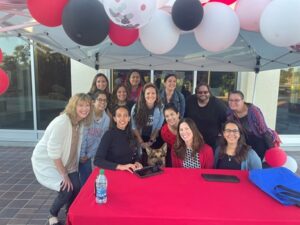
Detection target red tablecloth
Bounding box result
[67,168,300,225]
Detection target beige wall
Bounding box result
[71,60,110,95]
[238,70,280,129]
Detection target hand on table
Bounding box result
[134,162,143,170]
[116,164,137,173]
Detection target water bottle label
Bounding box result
[96,187,107,199]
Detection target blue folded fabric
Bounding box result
[249,167,300,206]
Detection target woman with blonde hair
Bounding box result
[31,93,92,225]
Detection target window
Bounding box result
[196,71,237,103]
[0,37,33,129]
[276,67,300,134]
[155,70,194,99]
[34,43,71,130]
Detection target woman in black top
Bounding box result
[94,105,143,172]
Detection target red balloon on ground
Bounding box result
[209,0,236,5]
[0,68,10,96]
[265,147,287,167]
[109,21,139,47]
[0,49,3,62]
[27,0,68,27]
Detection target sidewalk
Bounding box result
[0,147,65,225]
[0,146,299,225]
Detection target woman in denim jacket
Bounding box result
[131,83,164,165]
[160,74,185,117]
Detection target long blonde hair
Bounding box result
[62,93,93,125]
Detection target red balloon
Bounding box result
[265,147,287,167]
[109,21,139,47]
[0,68,10,96]
[0,49,3,62]
[208,0,237,5]
[27,0,68,27]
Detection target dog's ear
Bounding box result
[145,146,152,156]
[162,143,167,154]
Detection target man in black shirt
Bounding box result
[185,83,228,149]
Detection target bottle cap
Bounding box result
[100,169,105,175]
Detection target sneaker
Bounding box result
[48,216,61,225]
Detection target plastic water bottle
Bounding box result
[95,169,107,204]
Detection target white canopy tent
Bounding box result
[1,0,300,72]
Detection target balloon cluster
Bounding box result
[0,48,10,96]
[27,0,300,54]
[235,0,300,48]
[264,147,298,173]
[26,0,240,53]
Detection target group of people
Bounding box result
[31,70,279,225]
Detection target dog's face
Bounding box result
[145,143,167,167]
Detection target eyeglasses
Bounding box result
[228,99,242,103]
[224,129,239,134]
[96,98,107,103]
[197,91,209,94]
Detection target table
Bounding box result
[67,168,300,225]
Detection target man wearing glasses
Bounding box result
[185,83,227,150]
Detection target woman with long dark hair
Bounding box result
[214,120,262,170]
[108,84,134,113]
[131,83,164,165]
[173,118,214,168]
[160,74,185,117]
[94,105,142,172]
[88,73,110,96]
[161,103,180,167]
[126,70,144,103]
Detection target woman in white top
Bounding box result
[31,93,92,225]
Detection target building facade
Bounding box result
[1,37,300,148]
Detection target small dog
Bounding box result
[145,143,167,167]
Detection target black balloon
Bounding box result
[172,0,204,31]
[62,0,109,46]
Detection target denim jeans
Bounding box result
[79,158,92,186]
[50,172,81,217]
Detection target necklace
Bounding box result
[228,155,232,162]
[72,123,79,131]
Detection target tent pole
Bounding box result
[252,56,261,103]
[252,72,258,104]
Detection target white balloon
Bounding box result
[103,0,156,28]
[260,0,300,47]
[235,0,271,32]
[139,10,180,54]
[283,156,298,173]
[157,0,169,9]
[194,2,240,52]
